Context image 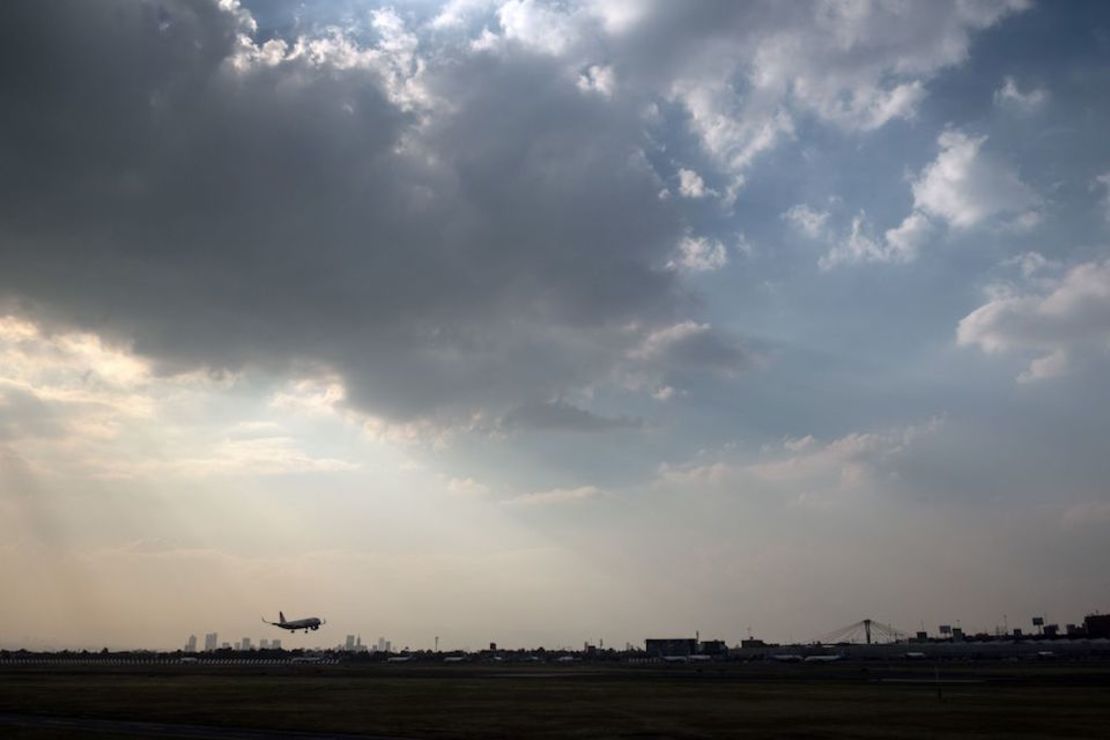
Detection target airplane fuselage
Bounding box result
[264,612,325,633]
[277,617,322,632]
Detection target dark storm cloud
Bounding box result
[0,0,691,423]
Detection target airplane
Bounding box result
[803,654,843,663]
[769,653,804,663]
[262,611,326,634]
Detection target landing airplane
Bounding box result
[262,611,326,633]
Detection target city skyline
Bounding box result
[2,0,1110,650]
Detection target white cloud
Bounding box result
[621,320,747,397]
[505,485,602,506]
[675,81,795,183]
[1004,251,1060,279]
[821,127,1039,269]
[576,64,615,97]
[1094,172,1110,224]
[882,211,935,260]
[747,423,936,496]
[122,436,360,479]
[783,204,830,239]
[430,0,496,30]
[994,76,1049,112]
[825,128,1041,268]
[445,476,493,498]
[911,130,1040,230]
[957,259,1110,382]
[0,313,363,480]
[655,420,941,504]
[652,0,1013,184]
[497,0,583,55]
[231,9,430,111]
[677,168,713,198]
[651,385,676,401]
[819,213,918,269]
[668,235,728,272]
[270,376,347,417]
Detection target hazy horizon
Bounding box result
[3,0,1110,652]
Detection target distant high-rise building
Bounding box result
[259,639,270,649]
[234,641,241,651]
[377,637,387,652]
[204,632,218,651]
[271,639,282,649]
[185,635,197,652]
[241,637,252,650]
[221,642,230,649]
[345,634,356,651]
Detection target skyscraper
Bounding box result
[241,637,252,650]
[185,634,197,652]
[271,639,282,649]
[204,632,218,651]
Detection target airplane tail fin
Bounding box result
[279,611,286,624]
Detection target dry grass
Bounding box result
[2,661,1109,738]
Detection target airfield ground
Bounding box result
[2,660,1109,738]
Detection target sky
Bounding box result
[2,0,1109,651]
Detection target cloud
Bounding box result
[656,419,941,504]
[882,211,935,260]
[0,382,63,441]
[467,0,1027,189]
[0,1,1033,436]
[957,259,1110,382]
[576,64,615,97]
[1094,172,1110,225]
[630,321,746,376]
[668,235,728,272]
[99,435,362,480]
[505,485,603,506]
[783,204,830,239]
[497,0,585,56]
[994,76,1049,113]
[663,0,1025,181]
[500,400,640,432]
[0,0,692,428]
[677,168,712,199]
[444,476,492,498]
[747,423,936,494]
[819,213,920,269]
[911,130,1040,230]
[0,312,361,480]
[430,0,496,31]
[824,128,1036,268]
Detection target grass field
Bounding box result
[3,661,1110,738]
